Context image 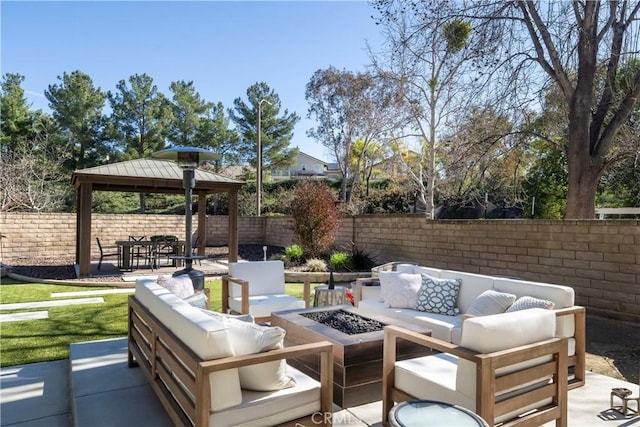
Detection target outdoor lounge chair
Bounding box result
[382,308,568,427]
[221,260,311,323]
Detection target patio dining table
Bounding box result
[115,239,185,270]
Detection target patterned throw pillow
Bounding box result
[414,274,462,316]
[379,271,423,308]
[466,289,516,316]
[506,296,555,312]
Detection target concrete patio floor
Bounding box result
[1,337,639,427]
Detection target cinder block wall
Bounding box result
[1,213,638,321]
[344,216,640,322]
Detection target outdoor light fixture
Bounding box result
[256,98,272,217]
[152,146,219,290]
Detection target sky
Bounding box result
[1,0,384,162]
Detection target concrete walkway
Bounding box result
[1,337,639,427]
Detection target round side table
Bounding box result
[313,285,346,307]
[388,400,489,427]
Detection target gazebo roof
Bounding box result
[71,158,244,194]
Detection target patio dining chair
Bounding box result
[149,235,179,269]
[128,235,147,269]
[96,237,119,271]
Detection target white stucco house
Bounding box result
[271,151,339,180]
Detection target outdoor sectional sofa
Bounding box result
[353,263,585,389]
[128,278,333,427]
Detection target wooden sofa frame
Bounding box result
[128,294,334,427]
[221,275,311,323]
[382,325,568,427]
[354,277,586,390]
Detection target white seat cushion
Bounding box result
[358,299,461,342]
[395,353,473,410]
[209,364,320,427]
[228,294,305,319]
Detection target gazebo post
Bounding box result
[78,183,93,277]
[228,189,239,262]
[197,193,207,256]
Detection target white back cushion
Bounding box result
[456,308,556,399]
[439,270,494,313]
[135,279,185,329]
[493,278,574,308]
[412,266,443,277]
[493,277,575,338]
[395,264,420,273]
[228,260,285,297]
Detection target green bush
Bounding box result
[305,258,328,272]
[285,244,305,264]
[269,253,289,265]
[329,251,352,271]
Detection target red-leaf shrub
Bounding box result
[290,180,339,258]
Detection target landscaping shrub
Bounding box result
[269,253,289,265]
[329,251,352,271]
[290,180,339,258]
[285,244,305,264]
[305,258,328,272]
[350,245,376,271]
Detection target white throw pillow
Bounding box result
[414,274,462,316]
[466,289,516,316]
[506,296,555,312]
[183,291,208,309]
[378,271,423,308]
[156,274,194,299]
[226,318,296,391]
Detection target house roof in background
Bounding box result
[297,151,327,165]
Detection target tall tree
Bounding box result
[194,102,240,172]
[372,1,481,218]
[166,80,211,146]
[438,106,531,208]
[107,73,171,160]
[306,68,400,203]
[351,139,389,197]
[1,73,35,154]
[229,82,299,172]
[382,1,640,218]
[45,70,108,171]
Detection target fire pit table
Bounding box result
[271,306,433,408]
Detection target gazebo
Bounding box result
[71,158,244,277]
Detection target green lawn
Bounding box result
[0,278,319,367]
